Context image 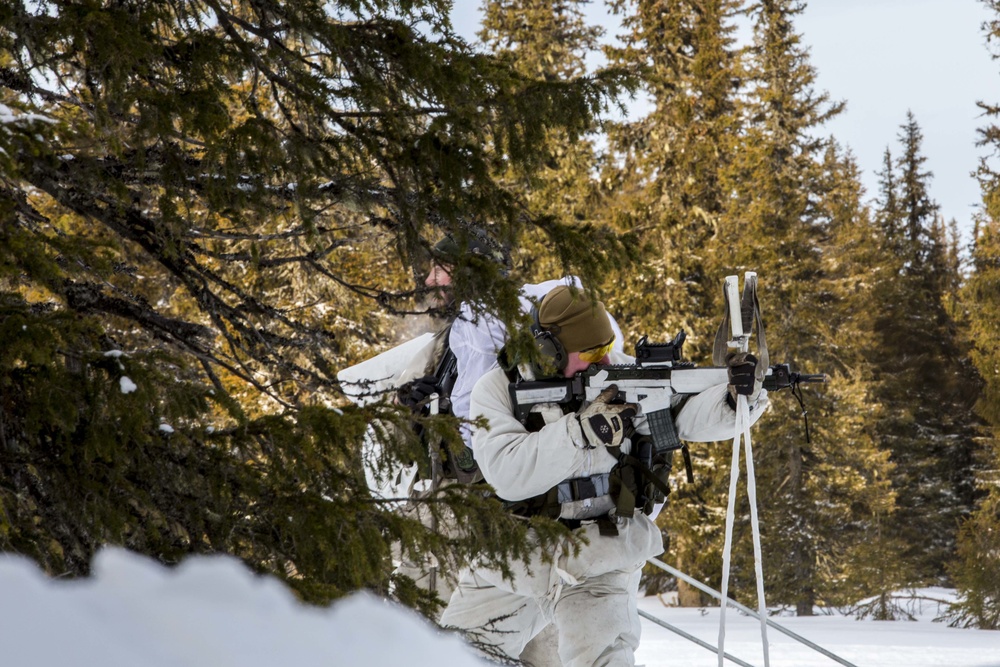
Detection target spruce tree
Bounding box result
[704,0,894,616]
[867,113,983,592]
[951,214,1000,628]
[949,0,1000,627]
[0,0,627,611]
[603,0,744,349]
[477,0,616,285]
[801,144,907,615]
[599,0,747,602]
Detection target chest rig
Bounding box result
[501,359,676,536]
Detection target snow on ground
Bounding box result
[0,548,481,667]
[635,594,1000,667]
[2,547,999,667]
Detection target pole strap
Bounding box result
[712,273,770,384]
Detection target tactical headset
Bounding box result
[529,304,567,377]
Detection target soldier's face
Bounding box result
[563,351,610,378]
[424,262,453,307]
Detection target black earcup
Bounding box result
[534,331,567,373]
[530,305,567,376]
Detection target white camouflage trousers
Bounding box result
[393,483,564,666]
[441,562,643,667]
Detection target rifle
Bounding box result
[509,331,826,453]
[426,340,482,484]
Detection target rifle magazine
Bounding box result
[647,408,683,454]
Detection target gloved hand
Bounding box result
[576,385,638,448]
[726,352,759,398]
[397,375,442,413]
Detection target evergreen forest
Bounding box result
[1,0,999,630]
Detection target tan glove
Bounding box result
[577,385,638,448]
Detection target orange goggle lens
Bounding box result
[578,337,615,363]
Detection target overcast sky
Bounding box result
[799,0,995,243]
[451,0,997,245]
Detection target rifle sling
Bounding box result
[682,444,694,484]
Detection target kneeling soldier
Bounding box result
[440,285,769,667]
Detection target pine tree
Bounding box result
[602,0,745,350]
[700,0,898,616]
[477,0,616,285]
[0,0,628,610]
[867,112,983,592]
[949,0,1000,627]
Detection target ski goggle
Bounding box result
[578,336,615,363]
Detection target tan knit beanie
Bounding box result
[537,285,614,353]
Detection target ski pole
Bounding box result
[718,273,771,667]
[645,558,859,667]
[638,609,757,667]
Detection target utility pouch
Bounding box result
[446,445,484,485]
[643,450,674,515]
[556,473,616,520]
[610,436,673,518]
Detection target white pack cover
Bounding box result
[338,333,437,501]
[337,332,435,407]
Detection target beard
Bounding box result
[422,287,456,318]
[390,292,455,345]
